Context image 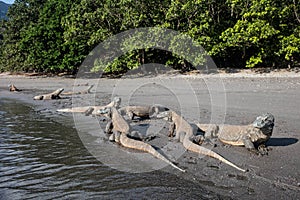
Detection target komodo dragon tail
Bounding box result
[57,97,121,113]
[120,133,185,172]
[184,140,246,172]
[57,107,91,113]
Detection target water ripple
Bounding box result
[0,99,215,199]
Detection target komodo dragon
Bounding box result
[156,110,246,172]
[61,85,94,96]
[118,105,169,120]
[33,88,64,100]
[196,113,275,155]
[57,97,121,115]
[97,107,185,172]
[9,84,22,92]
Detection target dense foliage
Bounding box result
[0,0,299,73]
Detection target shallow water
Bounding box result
[0,98,220,199]
[0,99,117,199]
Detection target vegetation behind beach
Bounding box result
[0,0,299,74]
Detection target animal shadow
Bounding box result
[266,137,298,147]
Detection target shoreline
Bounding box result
[0,74,299,199]
[1,67,300,79]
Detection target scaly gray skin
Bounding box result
[156,110,247,172]
[61,85,94,96]
[98,107,185,172]
[118,105,169,120]
[57,97,121,115]
[33,88,64,100]
[197,113,275,155]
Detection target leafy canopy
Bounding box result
[0,0,299,73]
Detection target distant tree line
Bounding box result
[0,0,299,74]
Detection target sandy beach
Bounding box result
[0,70,300,199]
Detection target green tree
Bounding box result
[0,0,299,73]
[63,0,171,73]
[277,0,300,67]
[0,0,47,71]
[210,0,300,68]
[19,0,79,73]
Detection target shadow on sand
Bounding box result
[266,137,298,147]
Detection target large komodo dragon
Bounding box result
[58,96,168,119]
[196,113,275,155]
[57,97,121,115]
[156,110,247,172]
[97,106,186,172]
[34,88,64,100]
[118,105,169,120]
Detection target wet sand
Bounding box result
[1,71,300,199]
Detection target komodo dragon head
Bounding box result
[8,84,21,92]
[112,96,121,108]
[8,84,16,91]
[252,113,275,136]
[97,107,113,118]
[95,97,120,118]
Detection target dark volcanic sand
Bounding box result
[1,72,299,199]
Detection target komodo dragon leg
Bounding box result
[84,107,95,116]
[105,121,113,134]
[127,131,156,142]
[127,111,135,120]
[109,131,121,143]
[168,122,176,137]
[106,122,155,142]
[242,136,269,155]
[195,124,219,146]
[169,122,209,146]
[242,136,256,151]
